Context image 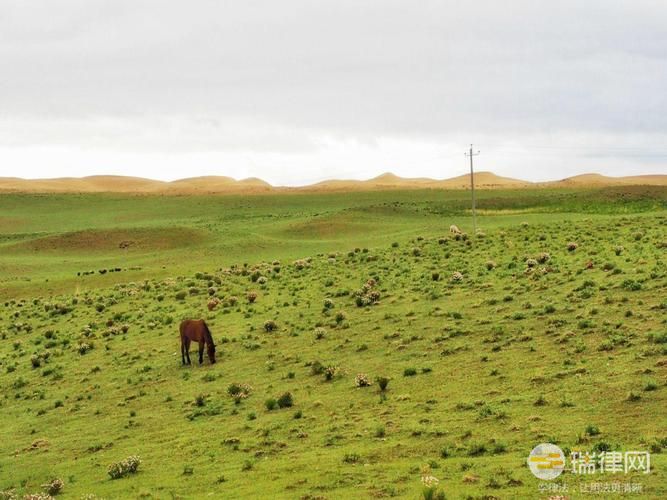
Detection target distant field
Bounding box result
[1,186,665,300]
[0,186,666,498]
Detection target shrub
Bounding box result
[108,456,141,479]
[491,442,507,454]
[644,380,658,392]
[175,291,187,301]
[533,394,547,406]
[277,392,294,408]
[246,292,258,303]
[76,342,93,355]
[648,331,667,344]
[467,442,487,456]
[227,383,252,401]
[263,320,278,332]
[412,247,422,257]
[293,259,309,270]
[614,245,624,256]
[451,272,464,283]
[265,398,278,411]
[403,367,418,377]
[310,360,325,376]
[30,355,41,368]
[537,252,551,264]
[42,478,64,496]
[585,424,600,436]
[485,261,497,270]
[525,258,538,268]
[335,311,346,324]
[354,280,380,307]
[567,242,578,251]
[355,373,372,387]
[592,441,612,453]
[323,298,334,309]
[376,376,390,391]
[621,279,642,291]
[324,364,339,381]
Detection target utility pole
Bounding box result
[465,144,480,238]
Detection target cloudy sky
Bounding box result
[1,0,666,185]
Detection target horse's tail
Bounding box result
[202,321,214,346]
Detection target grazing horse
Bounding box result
[180,319,216,365]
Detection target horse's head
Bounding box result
[207,343,216,364]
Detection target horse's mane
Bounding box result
[203,321,214,346]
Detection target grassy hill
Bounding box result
[0,187,665,498]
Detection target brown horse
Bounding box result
[180,319,216,365]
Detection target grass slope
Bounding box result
[0,188,665,498]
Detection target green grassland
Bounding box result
[0,186,666,499]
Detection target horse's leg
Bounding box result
[181,338,185,365]
[185,338,192,365]
[198,341,204,365]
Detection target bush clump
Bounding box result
[76,342,93,355]
[324,364,340,381]
[227,383,253,402]
[354,279,381,307]
[263,320,278,332]
[355,373,372,387]
[265,398,278,411]
[536,252,551,264]
[108,456,141,479]
[277,392,294,408]
[314,327,326,340]
[41,478,64,496]
[376,376,390,391]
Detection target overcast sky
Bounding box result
[1,0,666,185]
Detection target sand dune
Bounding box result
[544,173,667,187]
[0,171,665,194]
[305,171,530,191]
[163,176,272,193]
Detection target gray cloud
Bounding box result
[1,0,666,181]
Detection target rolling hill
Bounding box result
[0,172,665,194]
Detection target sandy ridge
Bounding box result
[0,172,665,194]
